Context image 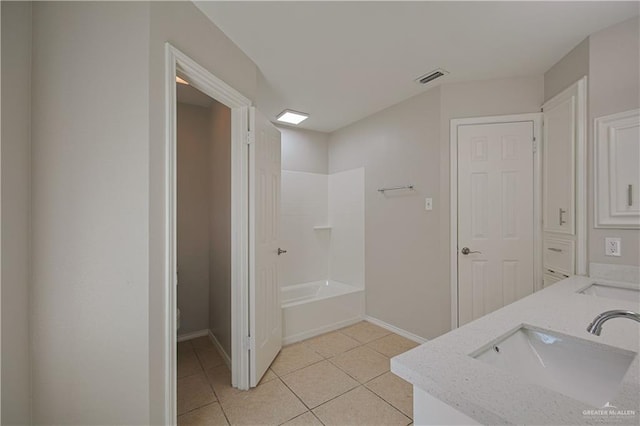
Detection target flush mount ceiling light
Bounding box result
[176,76,189,85]
[276,109,309,125]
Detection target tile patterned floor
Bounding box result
[177,321,418,425]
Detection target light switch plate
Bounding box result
[425,198,433,211]
[605,237,621,256]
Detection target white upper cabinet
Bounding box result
[594,109,640,229]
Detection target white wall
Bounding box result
[328,76,543,339]
[328,168,365,288]
[176,97,233,355]
[279,126,329,174]
[588,17,639,267]
[437,76,544,328]
[208,100,232,357]
[544,38,589,103]
[29,1,259,420]
[329,87,444,339]
[1,2,31,424]
[30,2,150,424]
[177,103,211,334]
[280,171,329,287]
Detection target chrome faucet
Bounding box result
[587,310,640,336]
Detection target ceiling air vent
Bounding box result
[415,68,449,85]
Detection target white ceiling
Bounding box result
[195,1,638,132]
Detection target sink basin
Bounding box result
[472,326,636,407]
[579,283,640,303]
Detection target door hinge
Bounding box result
[533,138,537,153]
[244,335,255,351]
[246,131,252,145]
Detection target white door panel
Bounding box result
[250,108,282,387]
[458,122,535,326]
[543,95,576,234]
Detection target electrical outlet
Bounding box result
[605,237,621,256]
[425,198,433,211]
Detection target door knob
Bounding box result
[277,248,287,255]
[461,247,481,255]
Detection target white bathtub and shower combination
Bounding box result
[281,280,365,344]
[279,168,365,344]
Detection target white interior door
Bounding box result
[249,108,282,387]
[457,121,535,326]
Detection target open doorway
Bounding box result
[165,44,253,422]
[165,44,284,422]
[175,77,233,408]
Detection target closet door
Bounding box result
[541,77,587,278]
[543,88,576,235]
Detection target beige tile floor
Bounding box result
[177,321,418,425]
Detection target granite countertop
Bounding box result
[391,276,640,425]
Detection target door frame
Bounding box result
[164,43,252,422]
[449,113,543,330]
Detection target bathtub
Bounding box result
[281,280,364,344]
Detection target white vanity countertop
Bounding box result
[391,276,640,425]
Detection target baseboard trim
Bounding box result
[208,330,231,370]
[283,316,364,345]
[364,315,428,344]
[177,329,208,342]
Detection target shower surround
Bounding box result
[280,168,365,343]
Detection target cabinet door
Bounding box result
[595,109,640,228]
[543,238,575,276]
[543,93,576,234]
[543,272,567,288]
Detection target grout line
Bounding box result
[363,368,391,385]
[177,369,205,380]
[325,345,392,385]
[324,356,389,386]
[218,399,232,426]
[364,333,420,358]
[176,402,205,417]
[272,353,326,378]
[278,376,313,412]
[276,356,366,414]
[368,389,413,424]
[364,386,413,421]
[284,364,361,413]
[194,349,208,372]
[204,367,237,425]
[277,410,312,426]
[310,410,326,426]
[176,362,205,380]
[310,384,365,414]
[363,372,414,418]
[325,357,360,383]
[183,321,410,425]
